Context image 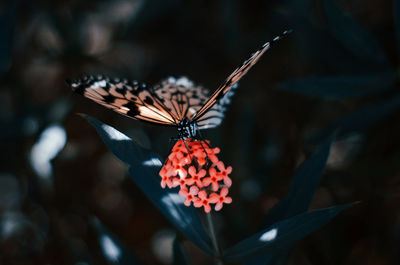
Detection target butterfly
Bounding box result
[68,30,291,139]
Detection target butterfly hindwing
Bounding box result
[69,75,177,125]
[152,76,236,129]
[152,77,210,122]
[195,83,237,129]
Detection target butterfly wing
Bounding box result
[192,30,292,122]
[195,83,238,129]
[152,76,237,130]
[152,76,210,122]
[68,75,177,125]
[69,31,291,129]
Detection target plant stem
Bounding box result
[206,212,223,265]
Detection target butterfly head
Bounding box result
[177,118,197,139]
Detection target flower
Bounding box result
[202,167,222,191]
[193,190,212,213]
[160,175,177,188]
[179,186,199,206]
[216,161,232,187]
[160,165,177,188]
[172,141,186,152]
[186,166,206,187]
[159,138,233,212]
[174,177,187,189]
[209,187,232,211]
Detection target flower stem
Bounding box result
[206,212,223,265]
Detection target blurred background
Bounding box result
[1,0,400,264]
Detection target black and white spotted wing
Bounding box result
[68,75,177,125]
[68,30,291,133]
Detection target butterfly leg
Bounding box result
[196,129,211,148]
[180,138,194,165]
[199,140,211,166]
[196,129,212,166]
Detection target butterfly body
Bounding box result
[68,30,291,139]
[177,117,198,139]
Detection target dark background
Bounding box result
[1,0,399,264]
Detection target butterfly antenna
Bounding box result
[268,29,293,48]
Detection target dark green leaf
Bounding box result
[314,94,400,141]
[83,115,213,255]
[173,236,191,265]
[223,204,353,263]
[286,135,334,215]
[322,0,389,67]
[261,134,334,228]
[92,218,145,265]
[279,1,376,73]
[251,136,334,265]
[279,72,396,100]
[290,19,362,73]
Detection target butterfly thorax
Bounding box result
[177,118,197,139]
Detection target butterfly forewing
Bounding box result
[69,75,177,125]
[192,30,291,121]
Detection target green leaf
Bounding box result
[250,135,334,265]
[261,134,334,228]
[83,115,213,255]
[322,0,389,67]
[290,19,361,73]
[314,94,400,141]
[279,72,396,100]
[279,1,373,73]
[223,204,353,263]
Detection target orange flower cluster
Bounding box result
[159,139,232,212]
